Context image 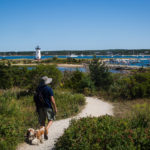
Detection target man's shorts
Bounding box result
[38,107,55,126]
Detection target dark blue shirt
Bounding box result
[38,85,54,108]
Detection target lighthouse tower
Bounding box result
[35,45,41,60]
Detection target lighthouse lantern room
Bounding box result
[35,45,41,60]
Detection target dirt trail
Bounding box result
[17,97,113,150]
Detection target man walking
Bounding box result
[34,76,57,140]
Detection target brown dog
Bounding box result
[26,126,46,145]
[26,128,35,144]
[34,126,45,143]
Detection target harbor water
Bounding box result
[0,55,150,67]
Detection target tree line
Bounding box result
[0,49,150,56]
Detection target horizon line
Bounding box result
[0,49,150,52]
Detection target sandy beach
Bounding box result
[11,63,84,68]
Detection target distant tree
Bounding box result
[89,55,113,90]
[63,70,95,94]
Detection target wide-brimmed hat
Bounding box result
[40,76,52,85]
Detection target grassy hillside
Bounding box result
[0,89,85,150]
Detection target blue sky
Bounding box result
[0,0,150,51]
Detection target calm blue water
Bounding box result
[0,55,150,67]
[27,66,124,74]
[58,67,125,73]
[1,55,150,60]
[57,67,86,72]
[27,66,86,72]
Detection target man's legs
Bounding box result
[44,120,53,140]
[44,108,54,139]
[46,120,53,130]
[38,108,46,127]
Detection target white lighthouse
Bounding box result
[35,45,41,60]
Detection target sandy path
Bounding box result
[17,97,113,150]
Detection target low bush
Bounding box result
[108,72,150,100]
[55,115,150,150]
[62,70,95,95]
[0,64,13,89]
[0,64,62,91]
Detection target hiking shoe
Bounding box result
[44,134,48,140]
[44,129,48,140]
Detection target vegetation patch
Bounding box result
[107,71,150,100]
[1,57,150,150]
[55,114,150,150]
[0,89,85,150]
[54,90,85,119]
[0,64,62,91]
[0,91,38,150]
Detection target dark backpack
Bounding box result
[34,86,46,110]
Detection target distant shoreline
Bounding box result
[1,55,150,56]
[11,63,144,69]
[11,63,84,68]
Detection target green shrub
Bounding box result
[0,64,62,91]
[0,64,13,89]
[79,75,95,95]
[63,70,95,94]
[11,66,29,87]
[109,72,150,100]
[89,56,113,90]
[55,115,150,150]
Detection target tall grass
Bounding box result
[55,90,85,119]
[0,89,85,150]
